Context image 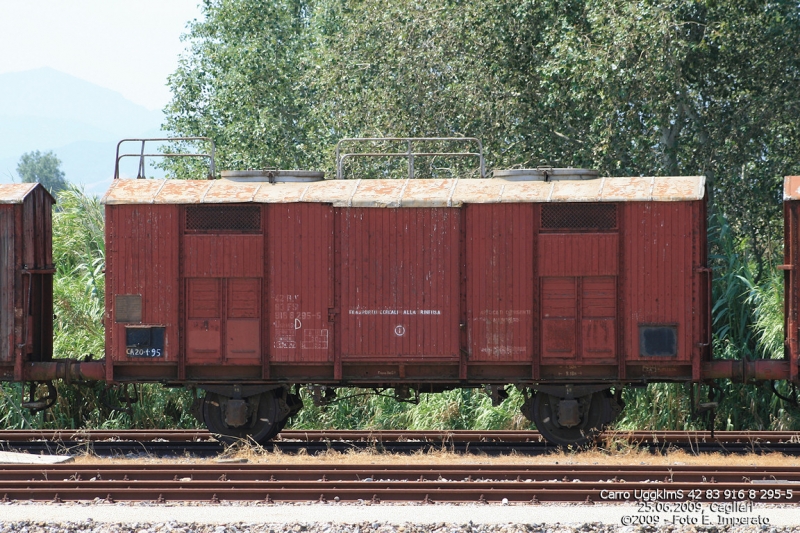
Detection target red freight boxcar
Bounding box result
[0,184,54,395]
[102,167,711,444]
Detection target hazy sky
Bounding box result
[0,0,204,111]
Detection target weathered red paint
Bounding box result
[623,202,708,378]
[267,203,334,365]
[465,203,534,363]
[0,184,54,382]
[702,360,791,382]
[105,205,180,377]
[183,225,263,366]
[338,208,461,360]
[24,360,106,382]
[101,177,712,386]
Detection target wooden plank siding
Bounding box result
[100,178,708,386]
[0,185,54,368]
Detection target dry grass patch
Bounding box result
[66,440,800,467]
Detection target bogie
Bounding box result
[523,388,624,447]
[199,387,303,444]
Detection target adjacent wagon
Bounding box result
[0,184,54,388]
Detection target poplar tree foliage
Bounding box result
[165,0,315,173]
[165,0,800,254]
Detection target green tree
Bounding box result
[165,1,800,252]
[163,0,317,173]
[305,0,800,257]
[16,150,69,196]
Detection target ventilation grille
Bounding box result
[186,205,261,232]
[541,204,617,230]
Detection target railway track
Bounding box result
[0,463,799,504]
[2,430,800,457]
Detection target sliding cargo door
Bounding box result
[465,203,534,362]
[339,208,460,360]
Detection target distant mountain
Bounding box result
[0,68,163,140]
[0,115,117,159]
[0,68,167,190]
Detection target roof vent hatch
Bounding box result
[492,168,598,181]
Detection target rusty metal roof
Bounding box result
[0,183,45,204]
[102,176,706,206]
[784,176,800,200]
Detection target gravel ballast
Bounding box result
[1,503,799,531]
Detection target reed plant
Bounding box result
[289,387,526,431]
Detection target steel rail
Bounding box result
[1,464,799,503]
[2,429,800,460]
[8,440,800,458]
[2,463,800,482]
[1,439,550,458]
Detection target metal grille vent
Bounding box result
[541,204,617,230]
[186,205,261,232]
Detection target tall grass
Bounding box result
[0,383,34,429]
[51,188,105,360]
[704,213,797,431]
[290,387,527,431]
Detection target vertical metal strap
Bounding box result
[137,140,146,179]
[407,140,414,180]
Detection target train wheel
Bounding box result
[530,389,618,447]
[202,390,281,445]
